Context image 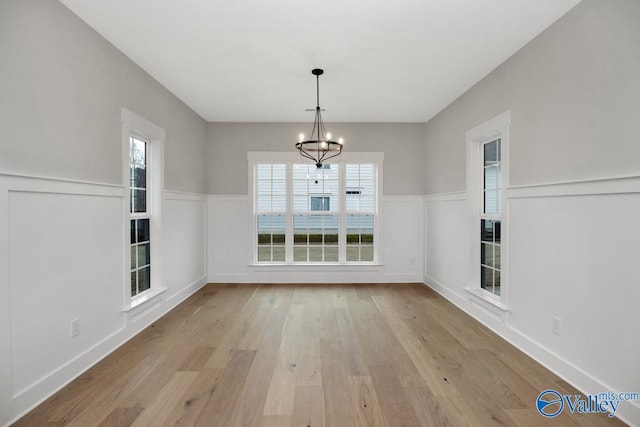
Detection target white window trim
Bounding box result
[121,108,166,311]
[247,151,384,267]
[464,111,510,311]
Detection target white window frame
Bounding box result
[465,111,510,310]
[248,151,383,266]
[121,108,166,310]
[129,134,152,297]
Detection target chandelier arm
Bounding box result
[298,147,319,163]
[316,142,342,163]
[320,146,342,162]
[322,144,342,160]
[317,149,328,164]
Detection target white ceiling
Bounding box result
[59,0,580,123]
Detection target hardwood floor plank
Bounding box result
[131,371,199,426]
[369,365,422,427]
[193,349,257,426]
[291,385,325,427]
[435,394,487,426]
[469,348,541,406]
[205,284,260,315]
[204,311,246,368]
[261,415,292,427]
[296,315,322,386]
[239,284,262,312]
[179,346,216,371]
[417,357,462,398]
[97,407,144,427]
[319,309,359,427]
[332,292,349,309]
[406,311,470,364]
[421,296,496,350]
[263,304,305,416]
[237,288,278,351]
[404,386,452,427]
[321,337,357,427]
[354,284,376,301]
[460,349,528,410]
[335,308,370,377]
[347,376,388,427]
[348,300,394,367]
[160,368,225,427]
[437,365,513,426]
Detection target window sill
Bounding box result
[463,287,510,312]
[123,286,168,313]
[249,263,383,272]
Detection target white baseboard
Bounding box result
[166,275,208,303]
[207,269,424,286]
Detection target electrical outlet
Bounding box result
[552,316,562,336]
[71,318,80,338]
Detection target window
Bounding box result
[310,196,330,211]
[345,164,375,262]
[129,136,151,296]
[465,111,509,306]
[256,164,286,262]
[121,108,165,306]
[293,163,340,262]
[480,139,501,295]
[250,152,382,265]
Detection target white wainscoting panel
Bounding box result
[424,192,468,303]
[508,191,640,409]
[207,195,250,282]
[164,191,207,303]
[0,174,208,427]
[382,196,424,281]
[8,190,124,398]
[423,179,640,426]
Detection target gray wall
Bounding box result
[0,0,207,193]
[424,0,640,194]
[206,122,426,195]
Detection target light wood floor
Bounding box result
[14,283,625,426]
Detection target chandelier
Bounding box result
[295,68,343,168]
